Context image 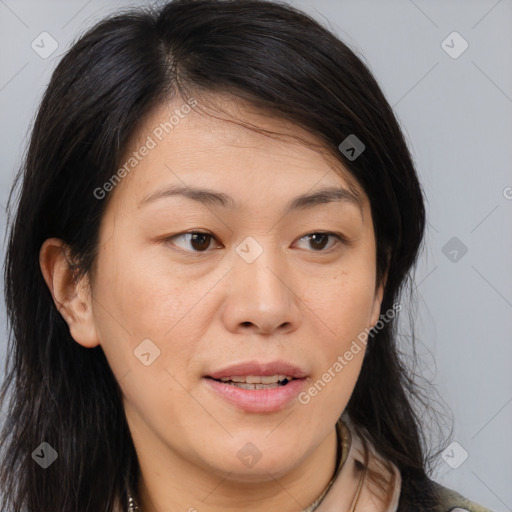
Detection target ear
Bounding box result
[369,269,388,329]
[369,246,392,328]
[39,238,100,348]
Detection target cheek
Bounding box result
[94,236,188,332]
[91,240,204,381]
[299,276,373,412]
[305,266,377,348]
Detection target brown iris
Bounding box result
[189,233,212,252]
[308,233,330,251]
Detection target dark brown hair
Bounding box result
[1,1,449,510]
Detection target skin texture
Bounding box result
[40,95,386,512]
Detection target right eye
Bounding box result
[163,231,222,254]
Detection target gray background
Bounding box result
[0,0,511,510]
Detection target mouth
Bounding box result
[205,374,295,390]
[203,361,308,413]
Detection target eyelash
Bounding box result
[163,231,349,256]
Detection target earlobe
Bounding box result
[39,238,100,348]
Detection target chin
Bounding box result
[198,441,305,482]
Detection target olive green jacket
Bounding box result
[406,479,494,512]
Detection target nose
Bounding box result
[221,241,301,336]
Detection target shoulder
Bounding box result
[428,480,495,512]
[400,477,495,512]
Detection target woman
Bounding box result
[0,1,494,511]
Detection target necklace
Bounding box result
[127,419,363,512]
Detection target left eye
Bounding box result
[295,232,344,252]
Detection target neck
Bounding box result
[130,424,340,512]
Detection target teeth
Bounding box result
[228,382,281,390]
[219,375,293,384]
[223,376,246,383]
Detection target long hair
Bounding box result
[1,1,449,510]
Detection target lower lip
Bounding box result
[203,378,307,413]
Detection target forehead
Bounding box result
[110,93,369,213]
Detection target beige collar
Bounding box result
[316,412,401,512]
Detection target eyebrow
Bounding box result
[138,184,363,215]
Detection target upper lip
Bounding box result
[206,360,308,380]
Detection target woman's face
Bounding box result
[84,96,384,481]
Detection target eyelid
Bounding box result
[294,232,346,252]
[163,230,350,255]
